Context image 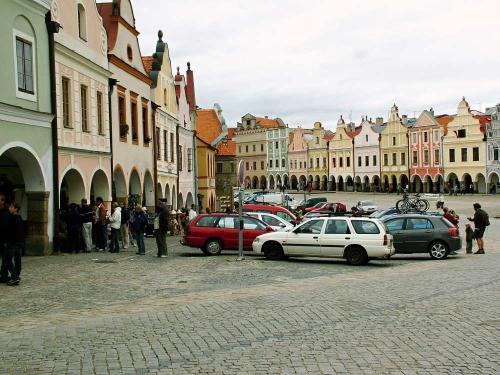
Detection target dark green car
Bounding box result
[296,197,327,211]
[381,214,462,259]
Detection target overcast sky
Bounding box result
[133,0,500,130]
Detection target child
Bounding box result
[465,224,474,254]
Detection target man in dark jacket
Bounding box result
[468,203,488,254]
[155,205,170,258]
[5,203,23,286]
[0,193,10,282]
[132,206,148,255]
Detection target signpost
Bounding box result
[237,160,245,261]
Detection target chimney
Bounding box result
[186,62,196,112]
[376,117,383,125]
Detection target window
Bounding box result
[170,133,175,162]
[423,132,428,143]
[494,147,499,161]
[237,217,266,230]
[457,129,466,138]
[310,158,313,168]
[351,220,380,234]
[322,157,326,168]
[126,45,133,61]
[412,133,417,144]
[424,150,429,164]
[401,152,406,165]
[276,211,292,222]
[473,147,479,162]
[304,161,307,169]
[196,215,218,227]
[261,215,282,227]
[282,159,286,168]
[365,156,369,167]
[62,77,71,128]
[316,137,319,144]
[245,162,249,171]
[131,100,138,141]
[339,157,343,168]
[253,161,257,170]
[80,85,89,132]
[77,4,87,40]
[434,131,439,142]
[246,120,251,126]
[216,163,223,173]
[97,91,104,135]
[332,158,336,168]
[16,37,34,94]
[188,148,192,172]
[434,149,440,165]
[238,146,241,153]
[142,104,149,144]
[275,141,279,149]
[346,157,350,167]
[406,218,433,230]
[275,159,278,168]
[385,218,405,231]
[118,94,126,130]
[269,160,273,168]
[324,219,350,234]
[392,153,397,166]
[392,136,396,146]
[163,131,167,161]
[217,216,235,228]
[295,219,324,234]
[163,88,167,107]
[383,154,388,166]
[358,156,362,167]
[299,161,302,169]
[373,155,377,166]
[412,151,418,165]
[178,145,183,171]
[316,158,320,168]
[261,161,265,170]
[366,134,368,142]
[155,128,161,160]
[261,144,264,152]
[461,148,467,162]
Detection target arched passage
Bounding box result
[321,175,328,191]
[329,175,336,191]
[113,165,127,201]
[252,176,259,189]
[60,168,86,207]
[400,175,409,191]
[157,183,163,200]
[488,172,500,193]
[186,192,194,207]
[165,184,171,206]
[143,171,154,207]
[462,173,473,193]
[337,176,344,191]
[372,175,380,192]
[390,175,397,193]
[314,175,320,190]
[276,175,282,189]
[283,175,289,189]
[299,175,307,190]
[363,176,370,192]
[291,175,298,190]
[424,175,433,193]
[178,192,184,209]
[90,169,110,203]
[346,176,354,192]
[244,176,251,189]
[269,175,275,190]
[476,173,486,194]
[412,175,423,193]
[354,176,362,192]
[435,174,444,193]
[260,175,267,190]
[172,185,177,209]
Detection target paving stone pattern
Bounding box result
[0,237,499,375]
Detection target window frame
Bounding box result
[77,3,88,41]
[62,77,72,128]
[13,30,37,101]
[80,84,89,132]
[97,91,104,135]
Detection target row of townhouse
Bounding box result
[0,0,227,254]
[230,99,500,195]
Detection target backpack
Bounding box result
[481,210,490,227]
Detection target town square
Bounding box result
[1,0,500,374]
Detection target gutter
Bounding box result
[45,12,60,254]
[176,119,180,208]
[108,78,117,200]
[151,102,159,209]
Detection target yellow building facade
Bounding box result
[307,122,330,190]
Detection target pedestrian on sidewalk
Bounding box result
[155,205,169,258]
[80,199,94,253]
[0,193,10,283]
[467,203,489,254]
[188,204,197,221]
[465,224,474,254]
[66,203,81,253]
[132,205,148,255]
[108,202,121,253]
[120,202,130,249]
[443,207,459,228]
[5,203,23,286]
[95,197,108,252]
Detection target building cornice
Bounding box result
[55,42,112,78]
[0,102,53,128]
[109,55,152,85]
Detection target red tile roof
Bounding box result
[473,115,491,134]
[256,117,281,128]
[323,131,335,141]
[227,128,235,139]
[217,139,236,156]
[196,109,222,145]
[142,56,153,75]
[347,126,362,138]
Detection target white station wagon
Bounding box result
[252,217,394,265]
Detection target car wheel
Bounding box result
[429,241,449,260]
[204,239,222,256]
[262,241,285,260]
[345,246,369,266]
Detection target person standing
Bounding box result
[108,202,121,253]
[5,203,23,286]
[467,203,489,254]
[188,204,197,221]
[443,207,459,228]
[80,199,94,253]
[0,193,10,283]
[66,204,81,253]
[132,205,148,255]
[95,197,108,252]
[155,206,169,258]
[120,202,130,249]
[465,224,474,254]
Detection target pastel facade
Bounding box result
[328,117,355,191]
[215,128,237,211]
[353,118,380,191]
[307,122,330,191]
[380,105,412,192]
[288,128,311,190]
[0,0,54,254]
[485,104,500,193]
[53,0,112,209]
[98,0,155,208]
[442,98,489,193]
[266,127,290,190]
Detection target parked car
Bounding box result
[242,204,298,224]
[296,197,327,211]
[252,217,394,265]
[370,207,399,219]
[182,214,274,255]
[356,200,378,214]
[245,212,294,231]
[381,214,461,259]
[249,193,298,207]
[305,202,328,212]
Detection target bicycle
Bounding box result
[396,192,430,214]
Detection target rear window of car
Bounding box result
[195,216,219,227]
[406,218,433,230]
[351,220,380,234]
[384,218,405,231]
[276,211,292,221]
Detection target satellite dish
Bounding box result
[238,160,245,187]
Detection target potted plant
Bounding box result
[144,136,152,144]
[120,124,129,138]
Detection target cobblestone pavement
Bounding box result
[1,235,499,374]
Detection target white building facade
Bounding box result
[267,127,290,189]
[353,117,380,191]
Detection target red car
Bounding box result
[242,204,298,224]
[307,202,346,213]
[182,213,273,255]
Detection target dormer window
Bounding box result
[78,4,87,41]
[127,45,133,61]
[163,89,167,107]
[457,129,466,138]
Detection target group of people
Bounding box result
[0,193,23,286]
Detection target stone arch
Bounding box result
[435,174,444,193]
[321,175,328,191]
[157,183,163,199]
[488,172,500,193]
[423,175,433,193]
[178,192,184,209]
[276,175,282,188]
[186,192,194,207]
[400,174,409,191]
[260,175,267,190]
[113,164,127,201]
[269,175,275,190]
[346,176,354,192]
[165,183,171,205]
[291,175,298,190]
[252,176,259,189]
[337,175,344,191]
[299,175,307,190]
[143,170,154,207]
[476,173,486,194]
[314,175,320,190]
[172,185,177,209]
[462,173,473,193]
[60,168,86,207]
[244,176,251,189]
[283,174,289,189]
[354,176,362,192]
[363,176,370,192]
[90,169,111,203]
[329,175,336,191]
[412,175,423,193]
[390,175,397,193]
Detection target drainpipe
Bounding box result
[326,141,330,191]
[45,12,60,253]
[352,138,356,192]
[441,135,445,193]
[407,131,411,192]
[108,78,118,200]
[378,134,382,192]
[151,102,159,210]
[176,120,180,208]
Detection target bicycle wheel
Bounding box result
[396,199,409,213]
[414,199,428,213]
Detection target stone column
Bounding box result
[25,191,50,256]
